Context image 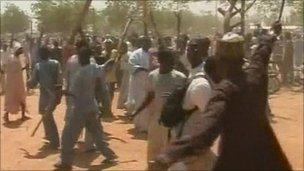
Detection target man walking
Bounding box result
[55,47,117,170]
[3,42,28,122]
[156,22,291,171]
[27,46,62,149]
[127,36,152,132]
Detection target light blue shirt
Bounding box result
[68,62,110,118]
[129,48,150,74]
[27,59,62,114]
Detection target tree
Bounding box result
[32,0,98,36]
[0,4,30,34]
[250,0,303,26]
[217,0,257,34]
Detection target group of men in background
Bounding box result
[0,20,301,170]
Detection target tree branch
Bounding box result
[245,0,257,12]
[231,8,241,17]
[228,0,237,13]
[217,8,226,16]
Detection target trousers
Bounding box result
[60,112,116,164]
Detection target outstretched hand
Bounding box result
[271,21,282,36]
[148,160,169,171]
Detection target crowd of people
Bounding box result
[0,20,300,170]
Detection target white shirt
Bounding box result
[129,48,150,74]
[183,62,211,112]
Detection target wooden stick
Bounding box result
[30,117,42,137]
[149,9,166,49]
[114,18,133,63]
[278,0,285,22]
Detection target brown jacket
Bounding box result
[161,43,292,171]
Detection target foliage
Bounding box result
[25,0,303,37]
[32,0,102,35]
[252,0,303,26]
[0,4,30,34]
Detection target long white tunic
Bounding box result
[4,55,26,114]
[127,48,151,132]
[147,69,187,162]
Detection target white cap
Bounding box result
[221,32,244,43]
[13,42,22,52]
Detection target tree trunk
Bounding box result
[223,0,238,33]
[142,0,148,36]
[69,0,92,43]
[176,12,182,37]
[240,0,245,35]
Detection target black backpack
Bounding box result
[159,75,208,128]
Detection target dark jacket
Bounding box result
[162,43,292,171]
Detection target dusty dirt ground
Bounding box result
[0,87,303,171]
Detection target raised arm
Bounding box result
[246,21,282,86]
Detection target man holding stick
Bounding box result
[55,47,117,170]
[155,21,292,171]
[27,46,62,149]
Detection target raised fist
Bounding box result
[271,21,282,36]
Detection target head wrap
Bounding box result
[13,42,22,52]
[215,32,244,61]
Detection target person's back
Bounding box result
[155,26,292,171]
[212,41,291,170]
[70,63,101,115]
[27,47,61,148]
[35,59,61,91]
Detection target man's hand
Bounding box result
[153,154,173,170]
[148,160,169,171]
[271,21,282,36]
[127,110,138,120]
[134,67,148,74]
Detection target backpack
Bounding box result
[159,74,209,128]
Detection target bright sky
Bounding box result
[0,0,217,16]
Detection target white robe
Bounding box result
[4,55,26,114]
[126,48,151,132]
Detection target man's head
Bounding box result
[186,37,210,68]
[139,36,152,52]
[13,42,23,57]
[78,47,92,66]
[39,46,50,60]
[75,39,88,54]
[103,39,113,53]
[119,42,128,54]
[53,40,59,47]
[2,43,8,51]
[157,50,175,74]
[214,32,245,80]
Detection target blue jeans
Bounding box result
[60,112,116,165]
